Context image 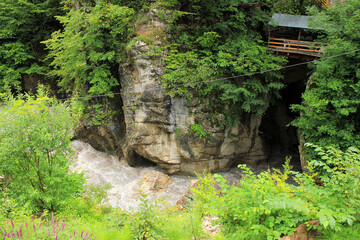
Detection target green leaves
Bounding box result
[160,0,287,123]
[162,32,286,120]
[0,97,85,213]
[44,3,135,96]
[292,0,360,153]
[0,0,64,93]
[192,152,360,239]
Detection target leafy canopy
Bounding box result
[160,0,286,121]
[291,0,360,151]
[0,0,64,93]
[44,2,134,96]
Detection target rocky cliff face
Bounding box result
[118,6,268,175]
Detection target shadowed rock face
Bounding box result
[119,6,268,175]
[74,95,126,159]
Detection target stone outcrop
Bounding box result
[119,4,268,175]
[75,95,126,158]
[140,169,173,193]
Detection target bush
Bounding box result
[0,96,85,213]
[192,153,360,240]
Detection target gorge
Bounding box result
[74,4,311,177]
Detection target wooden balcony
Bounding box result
[268,37,327,59]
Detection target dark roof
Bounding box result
[270,14,314,29]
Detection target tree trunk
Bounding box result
[298,74,313,172]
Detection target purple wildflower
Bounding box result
[10,218,14,228]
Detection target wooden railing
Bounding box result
[317,0,330,6]
[268,38,327,58]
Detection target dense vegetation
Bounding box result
[292,0,360,155]
[1,0,360,239]
[0,0,63,94]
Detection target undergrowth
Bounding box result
[1,147,359,240]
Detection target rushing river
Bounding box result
[70,140,299,210]
[70,140,197,210]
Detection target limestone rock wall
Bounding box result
[119,6,268,175]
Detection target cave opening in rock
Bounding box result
[259,59,311,171]
[130,151,157,168]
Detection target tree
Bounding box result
[43,2,134,125]
[44,2,134,96]
[160,0,286,123]
[0,96,85,213]
[0,0,64,93]
[291,0,360,153]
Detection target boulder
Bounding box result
[140,169,173,193]
[279,220,321,240]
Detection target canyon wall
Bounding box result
[118,6,268,175]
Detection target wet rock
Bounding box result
[140,169,173,193]
[74,95,126,158]
[279,220,321,240]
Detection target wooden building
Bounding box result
[268,14,328,60]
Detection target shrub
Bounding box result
[192,154,360,240]
[0,96,85,213]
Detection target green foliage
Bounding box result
[44,2,134,96]
[161,0,287,123]
[0,0,64,93]
[271,0,318,15]
[190,123,208,139]
[1,215,95,239]
[127,196,166,240]
[44,2,134,125]
[291,0,360,153]
[321,223,360,240]
[0,96,85,213]
[306,144,360,218]
[192,153,360,240]
[117,195,203,240]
